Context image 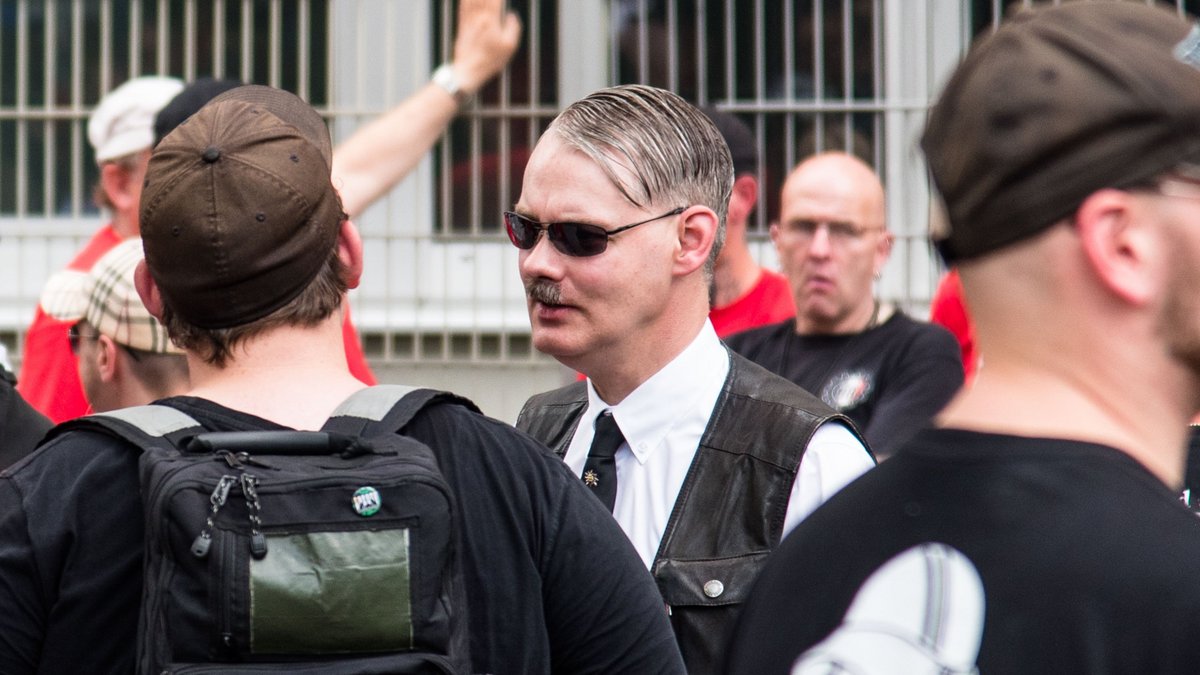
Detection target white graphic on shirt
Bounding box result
[821,370,875,411]
[791,543,984,675]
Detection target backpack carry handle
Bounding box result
[188,431,363,456]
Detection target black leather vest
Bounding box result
[516,351,864,674]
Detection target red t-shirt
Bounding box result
[710,268,796,338]
[928,268,978,381]
[19,226,123,423]
[19,226,375,423]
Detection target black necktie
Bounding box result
[581,410,623,512]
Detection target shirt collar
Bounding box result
[583,321,730,464]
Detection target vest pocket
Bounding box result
[654,552,769,607]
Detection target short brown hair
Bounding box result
[159,245,348,368]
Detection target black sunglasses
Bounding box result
[504,206,686,257]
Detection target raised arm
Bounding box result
[331,0,522,218]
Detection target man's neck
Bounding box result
[185,316,365,430]
[938,333,1196,489]
[110,211,139,240]
[583,312,710,406]
[794,298,884,336]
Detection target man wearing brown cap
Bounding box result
[0,85,683,674]
[17,0,521,423]
[725,4,1200,674]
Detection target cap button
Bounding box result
[703,579,725,599]
[202,146,221,163]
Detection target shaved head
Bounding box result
[773,151,892,334]
[782,152,885,233]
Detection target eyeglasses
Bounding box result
[504,207,686,257]
[67,325,100,353]
[67,324,143,362]
[776,219,883,245]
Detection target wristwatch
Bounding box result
[431,63,472,106]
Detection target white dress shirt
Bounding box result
[565,321,875,568]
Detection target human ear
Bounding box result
[1074,189,1156,306]
[134,260,165,321]
[674,206,718,277]
[96,335,119,383]
[336,220,364,290]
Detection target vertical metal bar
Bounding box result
[438,0,452,235]
[351,0,364,138]
[812,0,824,150]
[783,0,794,101]
[666,0,678,92]
[45,0,57,215]
[184,0,196,81]
[240,0,252,83]
[100,0,112,94]
[158,0,169,73]
[873,0,883,167]
[498,4,512,218]
[724,0,734,102]
[695,0,707,103]
[213,0,225,76]
[72,0,84,216]
[529,0,540,104]
[608,0,619,86]
[496,0,515,353]
[782,0,796,230]
[16,0,27,218]
[520,0,541,349]
[297,0,310,100]
[753,0,764,103]
[637,0,648,83]
[470,109,482,236]
[842,0,852,154]
[130,0,142,76]
[269,0,281,87]
[325,0,334,108]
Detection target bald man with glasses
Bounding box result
[726,151,964,459]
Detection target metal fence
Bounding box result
[0,0,1193,416]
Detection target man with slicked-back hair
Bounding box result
[511,84,875,674]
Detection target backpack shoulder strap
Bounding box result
[45,404,204,454]
[323,385,482,436]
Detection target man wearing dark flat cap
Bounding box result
[726,4,1200,673]
[0,85,683,675]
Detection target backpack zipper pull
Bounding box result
[192,475,236,558]
[241,473,268,559]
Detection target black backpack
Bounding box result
[58,385,476,674]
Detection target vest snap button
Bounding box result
[703,579,724,598]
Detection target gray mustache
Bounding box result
[526,280,562,305]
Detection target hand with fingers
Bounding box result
[451,0,523,96]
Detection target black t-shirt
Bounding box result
[1182,425,1200,511]
[0,395,684,675]
[724,312,963,458]
[724,429,1200,674]
[0,368,51,471]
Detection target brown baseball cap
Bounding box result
[921,2,1200,263]
[139,85,342,329]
